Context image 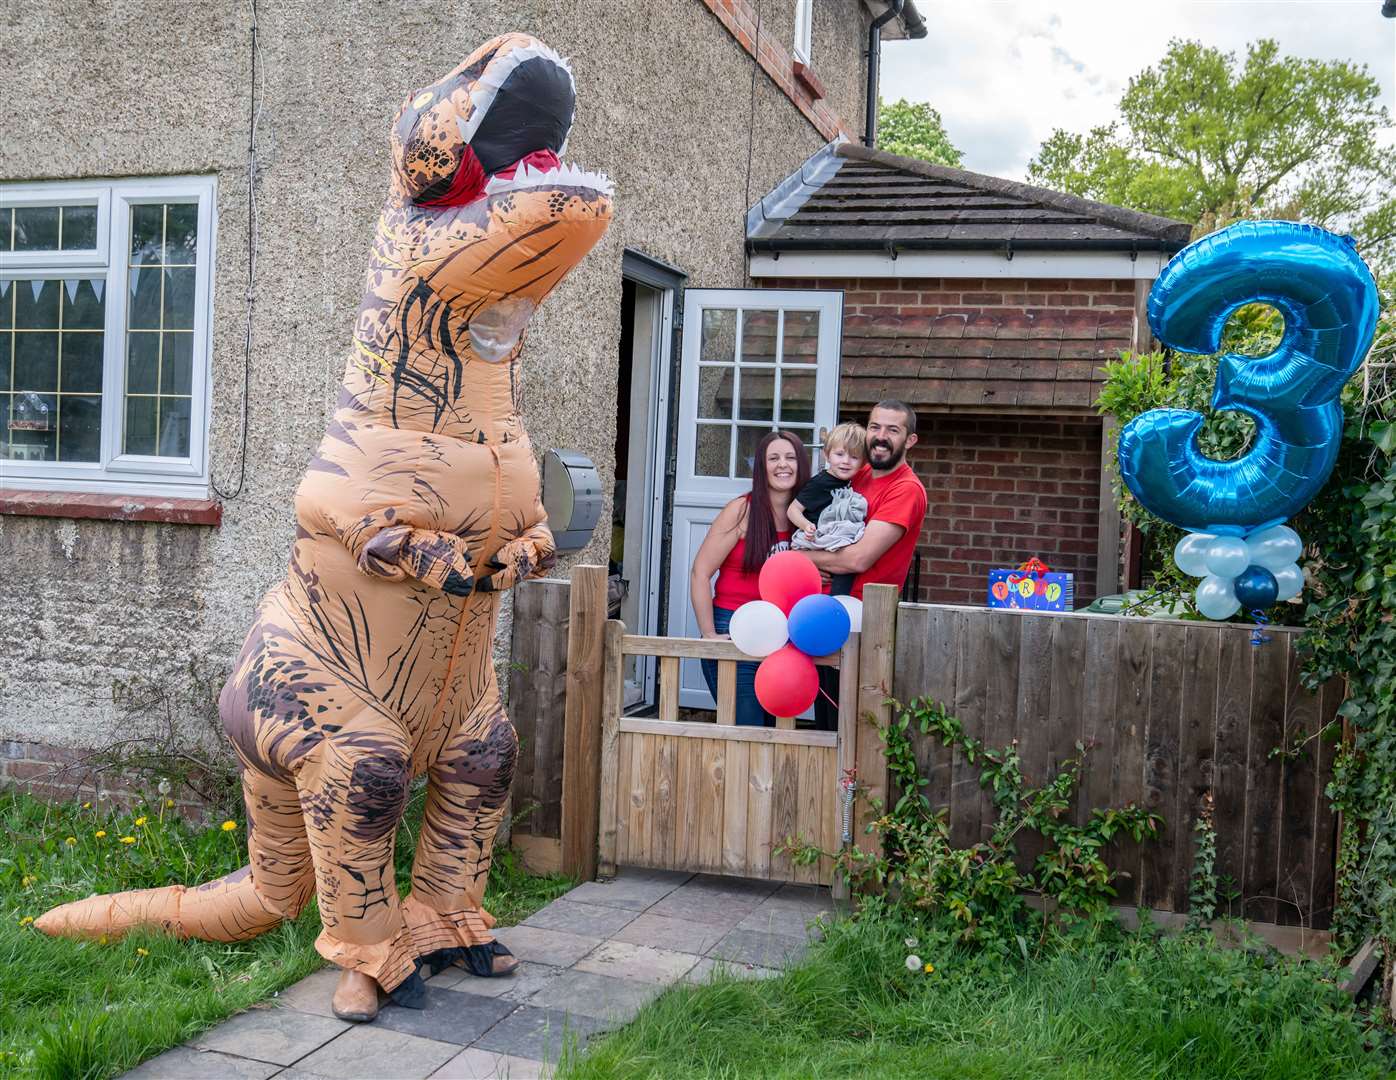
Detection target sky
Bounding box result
[880,1,1396,180]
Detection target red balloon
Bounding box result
[758,551,822,614]
[754,645,819,718]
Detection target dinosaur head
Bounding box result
[350,34,613,436]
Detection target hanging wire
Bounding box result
[213,0,261,501]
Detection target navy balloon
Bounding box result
[1233,564,1279,610]
[786,594,851,657]
[1117,221,1378,535]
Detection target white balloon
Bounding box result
[833,594,863,633]
[728,600,788,657]
[1271,562,1305,602]
[1204,536,1250,579]
[1174,532,1217,578]
[1195,575,1241,620]
[1245,524,1303,570]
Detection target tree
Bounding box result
[877,98,963,167]
[1026,39,1396,265]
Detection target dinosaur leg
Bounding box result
[400,687,518,966]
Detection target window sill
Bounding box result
[792,60,826,101]
[0,488,222,526]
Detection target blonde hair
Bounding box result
[824,422,867,460]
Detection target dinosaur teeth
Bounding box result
[484,164,615,198]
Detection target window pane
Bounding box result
[128,267,162,329]
[700,309,736,363]
[740,309,778,364]
[0,280,10,329]
[14,206,59,251]
[158,396,191,457]
[737,367,774,422]
[694,423,730,477]
[160,332,193,394]
[65,278,105,330]
[0,335,10,390]
[779,370,815,423]
[162,268,195,329]
[60,205,98,249]
[164,204,197,264]
[736,425,774,480]
[781,309,819,364]
[124,395,157,455]
[15,279,59,329]
[61,331,104,393]
[0,208,11,251]
[6,392,56,461]
[130,205,164,266]
[696,366,733,421]
[14,332,57,391]
[58,395,101,461]
[126,332,159,393]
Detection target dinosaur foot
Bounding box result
[332,968,382,1023]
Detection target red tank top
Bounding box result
[712,530,792,611]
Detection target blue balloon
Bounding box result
[1117,221,1378,535]
[786,594,851,657]
[1233,564,1279,610]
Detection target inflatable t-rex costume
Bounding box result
[37,33,612,1013]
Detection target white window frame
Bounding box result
[793,0,814,63]
[0,175,217,499]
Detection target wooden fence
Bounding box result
[894,604,1343,928]
[509,569,1344,929]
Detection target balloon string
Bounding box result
[1249,609,1272,648]
[818,687,840,709]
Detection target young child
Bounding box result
[789,422,868,596]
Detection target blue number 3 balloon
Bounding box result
[1117,221,1379,536]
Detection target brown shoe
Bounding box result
[331,968,381,1023]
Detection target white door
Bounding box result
[667,289,844,708]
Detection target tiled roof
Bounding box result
[748,142,1193,255]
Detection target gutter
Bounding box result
[864,1,906,148]
[747,235,1188,255]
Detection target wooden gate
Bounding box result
[595,627,859,886]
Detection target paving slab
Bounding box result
[611,911,729,956]
[429,1047,551,1079]
[267,1070,333,1080]
[561,869,691,912]
[191,1008,351,1066]
[432,960,565,1001]
[271,967,342,1019]
[574,939,700,986]
[686,873,783,899]
[372,986,516,1045]
[708,926,809,968]
[522,898,640,937]
[492,924,602,967]
[683,957,783,984]
[646,883,768,927]
[736,899,830,939]
[526,968,663,1023]
[473,1005,609,1064]
[766,882,838,911]
[293,1025,459,1079]
[125,1046,281,1079]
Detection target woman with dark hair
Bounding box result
[689,430,811,727]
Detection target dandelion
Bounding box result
[221,820,238,832]
[136,947,149,957]
[134,817,148,827]
[19,916,34,926]
[904,937,918,949]
[98,935,108,945]
[905,954,923,972]
[165,799,175,808]
[94,830,107,839]
[923,962,935,974]
[157,778,172,796]
[119,836,136,845]
[21,875,36,887]
[82,802,92,809]
[65,837,77,846]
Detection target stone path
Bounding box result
[124,869,835,1079]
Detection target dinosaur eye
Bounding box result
[469,298,536,362]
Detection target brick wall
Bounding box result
[3,738,213,820]
[905,415,1104,607]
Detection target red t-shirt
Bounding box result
[712,530,793,610]
[850,462,927,600]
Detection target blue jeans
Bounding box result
[701,606,773,728]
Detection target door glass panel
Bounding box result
[735,424,773,479]
[696,365,733,421]
[736,367,774,421]
[740,309,779,364]
[700,308,737,362]
[779,370,816,423]
[781,309,819,364]
[694,422,730,477]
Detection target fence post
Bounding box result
[596,619,625,878]
[560,564,608,880]
[854,584,897,861]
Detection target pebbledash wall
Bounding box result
[0,1,871,766]
[778,275,1136,607]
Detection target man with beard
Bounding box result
[805,401,927,730]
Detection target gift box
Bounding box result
[987,558,1073,611]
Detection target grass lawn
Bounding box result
[0,786,571,1080]
[565,910,1393,1080]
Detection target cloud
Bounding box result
[880,1,1395,181]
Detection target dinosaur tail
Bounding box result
[33,864,285,943]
